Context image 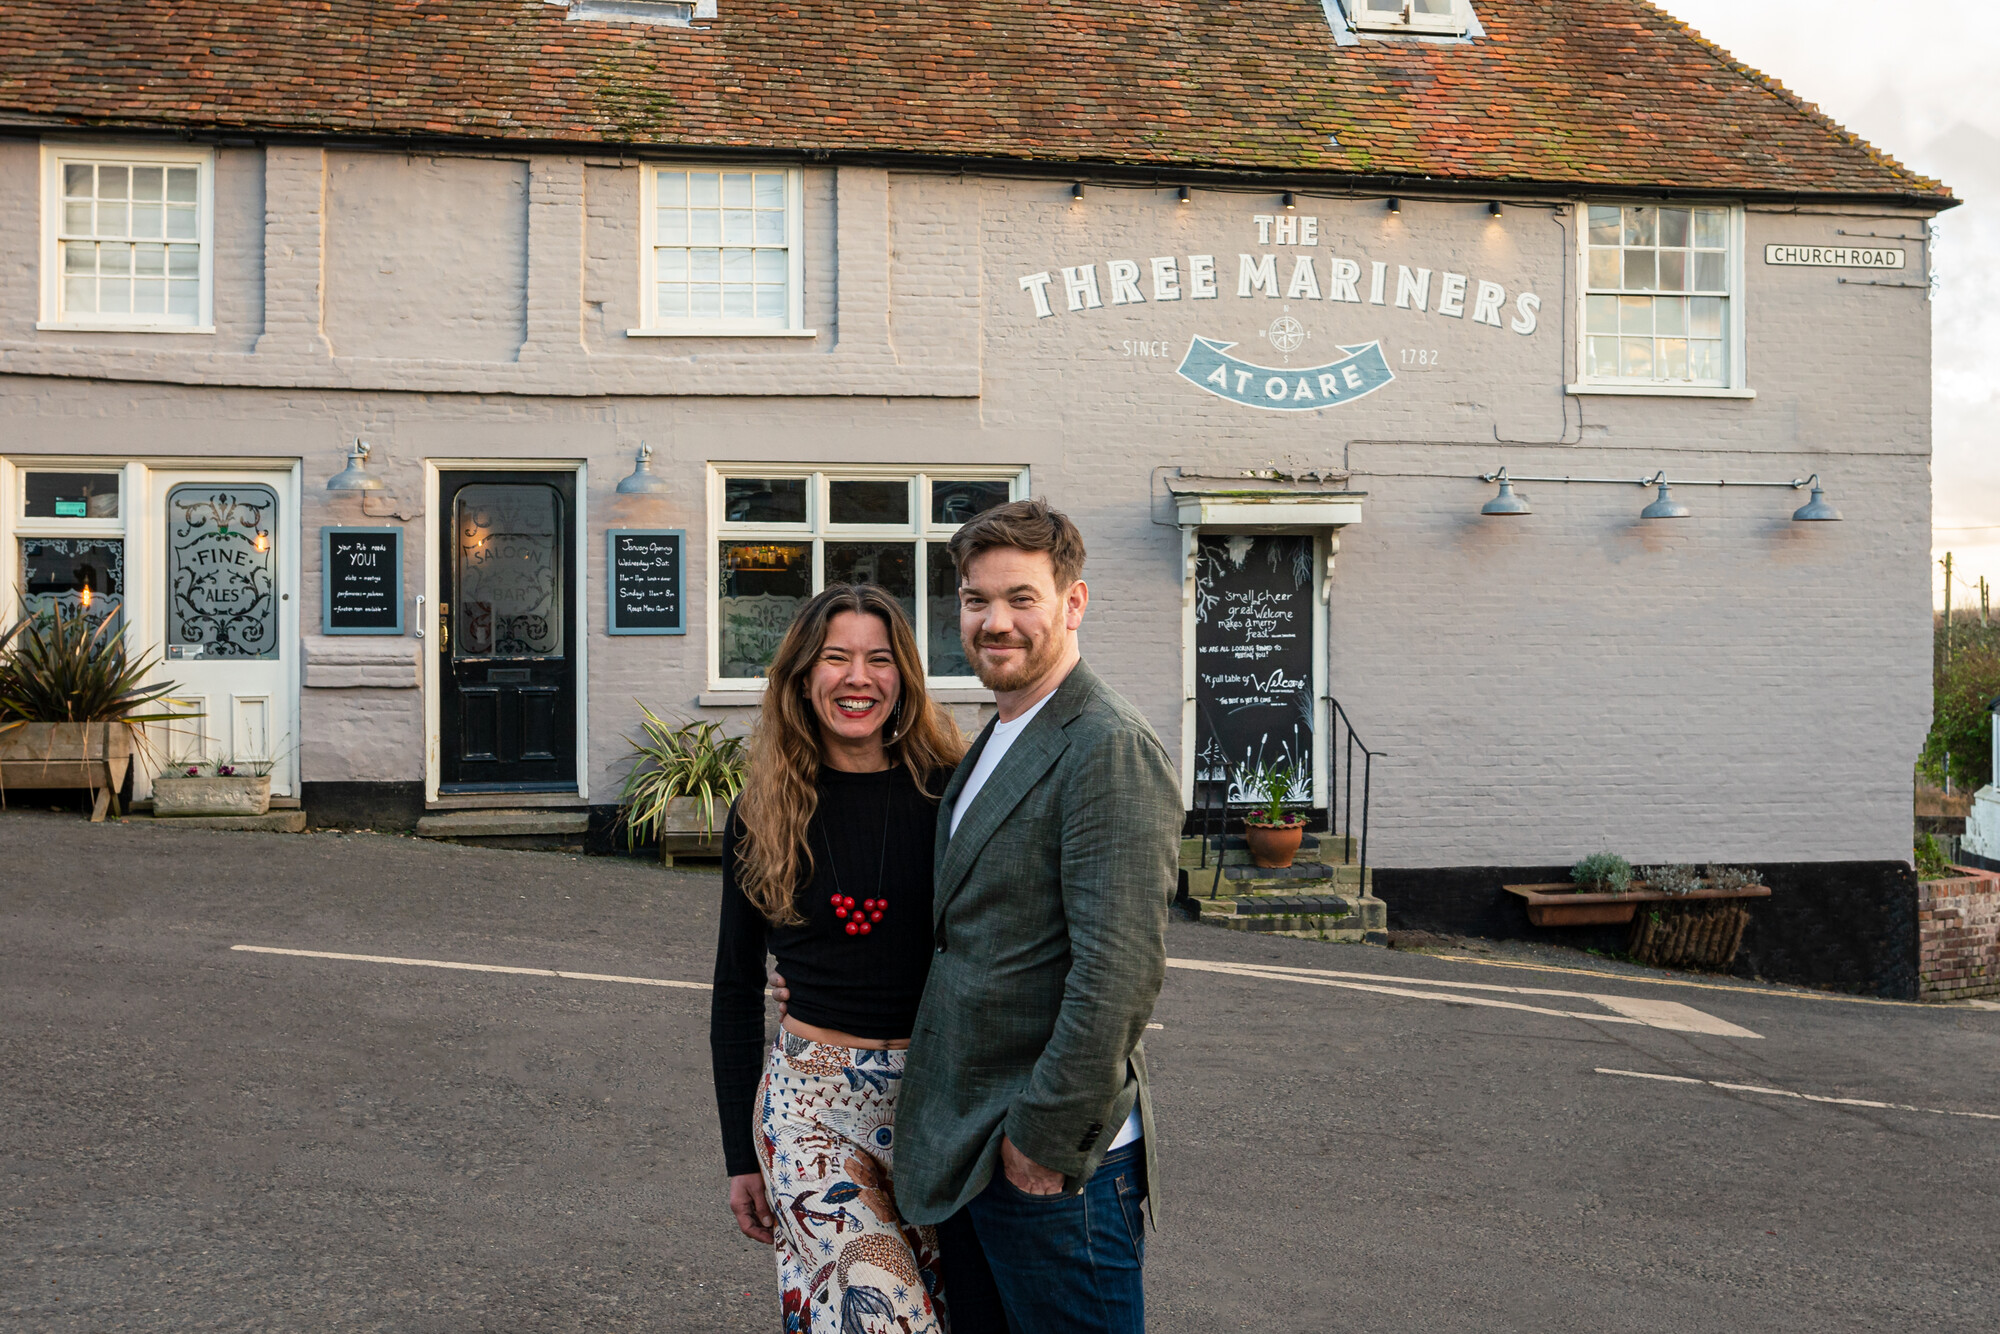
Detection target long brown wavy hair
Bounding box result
[734,584,965,925]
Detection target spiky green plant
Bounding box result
[0,602,182,729]
[616,705,747,857]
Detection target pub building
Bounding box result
[0,2,1954,988]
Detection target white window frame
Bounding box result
[633,165,812,338]
[2,459,138,637]
[38,142,216,334]
[706,464,1029,692]
[1570,200,1753,400]
[1344,0,1473,36]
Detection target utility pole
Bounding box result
[1942,552,1954,668]
[1983,576,1990,630]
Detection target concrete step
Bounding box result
[122,810,307,833]
[415,809,590,840]
[1179,834,1359,870]
[1186,892,1388,938]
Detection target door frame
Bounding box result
[422,459,589,804]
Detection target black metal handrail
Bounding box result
[1326,696,1381,894]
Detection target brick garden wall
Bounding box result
[1919,869,2000,1001]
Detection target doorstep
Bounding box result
[414,809,590,850]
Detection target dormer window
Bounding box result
[1346,0,1472,36]
[552,0,714,27]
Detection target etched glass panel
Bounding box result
[20,538,124,630]
[453,485,563,659]
[166,484,278,658]
[718,541,810,678]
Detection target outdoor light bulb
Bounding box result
[1386,197,1401,214]
[1177,184,1191,204]
[1071,181,1085,201]
[1282,192,1297,210]
[1488,200,1503,217]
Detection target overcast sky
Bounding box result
[1652,1,2000,611]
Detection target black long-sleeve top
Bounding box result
[709,764,943,1177]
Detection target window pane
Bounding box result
[165,203,197,240]
[1657,339,1689,380]
[754,287,785,318]
[168,279,198,317]
[24,472,121,519]
[658,171,688,207]
[824,541,917,625]
[133,201,163,237]
[690,249,721,281]
[99,201,128,236]
[1691,296,1724,338]
[1692,208,1727,249]
[830,480,911,525]
[657,249,688,281]
[1690,340,1724,381]
[690,284,721,317]
[99,166,128,200]
[101,241,131,274]
[754,248,786,284]
[168,244,199,277]
[1693,250,1726,291]
[1623,207,1656,247]
[134,279,166,315]
[100,277,131,315]
[1587,248,1620,289]
[63,243,94,275]
[131,166,163,201]
[718,541,811,678]
[1657,208,1690,248]
[1654,296,1687,336]
[1587,205,1621,246]
[1618,295,1653,333]
[722,172,752,207]
[722,209,753,244]
[167,166,198,203]
[690,209,721,244]
[164,484,281,658]
[724,477,808,524]
[690,172,720,207]
[1584,293,1618,334]
[64,277,95,313]
[1623,250,1657,292]
[931,478,1013,525]
[722,286,753,318]
[722,248,753,282]
[1657,250,1686,292]
[20,538,125,631]
[1587,336,1619,378]
[658,208,688,244]
[1619,337,1653,378]
[64,163,92,196]
[656,283,687,318]
[927,541,973,677]
[135,243,166,278]
[754,173,785,209]
[63,200,92,232]
[754,209,785,244]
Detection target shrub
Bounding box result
[1641,864,1704,897]
[1706,865,1765,894]
[1918,626,2000,792]
[1913,834,1955,881]
[1571,852,1634,895]
[0,601,181,726]
[616,705,747,856]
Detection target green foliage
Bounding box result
[616,705,747,854]
[0,603,182,727]
[1914,833,1955,881]
[1248,764,1304,826]
[1918,619,2000,792]
[1571,852,1634,895]
[1641,864,1703,897]
[1706,865,1765,894]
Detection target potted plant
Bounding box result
[152,747,285,817]
[1242,763,1309,869]
[616,705,747,862]
[0,602,184,822]
[1505,855,1771,928]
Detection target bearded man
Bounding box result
[893,498,1182,1334]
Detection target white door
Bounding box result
[147,470,298,797]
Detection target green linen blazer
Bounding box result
[894,660,1183,1226]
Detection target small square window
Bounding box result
[23,471,121,520]
[46,148,211,330]
[644,167,803,335]
[829,480,911,526]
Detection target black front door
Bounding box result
[439,471,577,791]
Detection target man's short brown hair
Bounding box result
[946,498,1087,590]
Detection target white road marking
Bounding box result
[1962,999,2000,1012]
[1597,1067,2000,1121]
[231,945,712,991]
[1166,957,1762,1038]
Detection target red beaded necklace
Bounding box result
[816,781,893,937]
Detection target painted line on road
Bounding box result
[1434,954,1926,1008]
[231,945,712,991]
[1597,1068,2000,1121]
[1166,958,1761,1038]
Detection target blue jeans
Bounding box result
[963,1142,1147,1334]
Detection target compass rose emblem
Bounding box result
[1268,315,1306,355]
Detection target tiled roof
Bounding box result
[0,1,1952,203]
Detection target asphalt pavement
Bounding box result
[3,812,1996,1332]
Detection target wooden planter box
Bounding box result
[650,799,729,866]
[0,721,133,822]
[153,775,272,817]
[1504,881,1773,927]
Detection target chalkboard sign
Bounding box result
[1193,534,1316,805]
[321,527,404,635]
[608,529,686,635]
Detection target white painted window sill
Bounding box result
[36,321,216,335]
[1566,383,1756,400]
[699,686,994,707]
[625,327,819,339]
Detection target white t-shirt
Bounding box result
[948,689,1143,1150]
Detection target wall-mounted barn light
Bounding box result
[616,442,671,495]
[1480,470,1532,516]
[1070,182,1086,201]
[1385,197,1401,214]
[1639,478,1690,520]
[1177,184,1192,204]
[326,440,385,492]
[1474,469,1844,524]
[1791,477,1842,521]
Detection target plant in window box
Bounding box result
[151,738,288,818]
[1241,764,1310,869]
[617,705,747,863]
[0,601,186,822]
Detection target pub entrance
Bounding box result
[436,470,578,792]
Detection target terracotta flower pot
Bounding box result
[1243,820,1305,869]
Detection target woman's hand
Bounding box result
[729,1172,776,1243]
[768,968,790,1019]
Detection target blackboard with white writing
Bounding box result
[1193,534,1316,806]
[321,527,404,635]
[608,529,685,635]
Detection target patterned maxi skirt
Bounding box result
[756,1030,947,1334]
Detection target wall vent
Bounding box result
[551,0,715,27]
